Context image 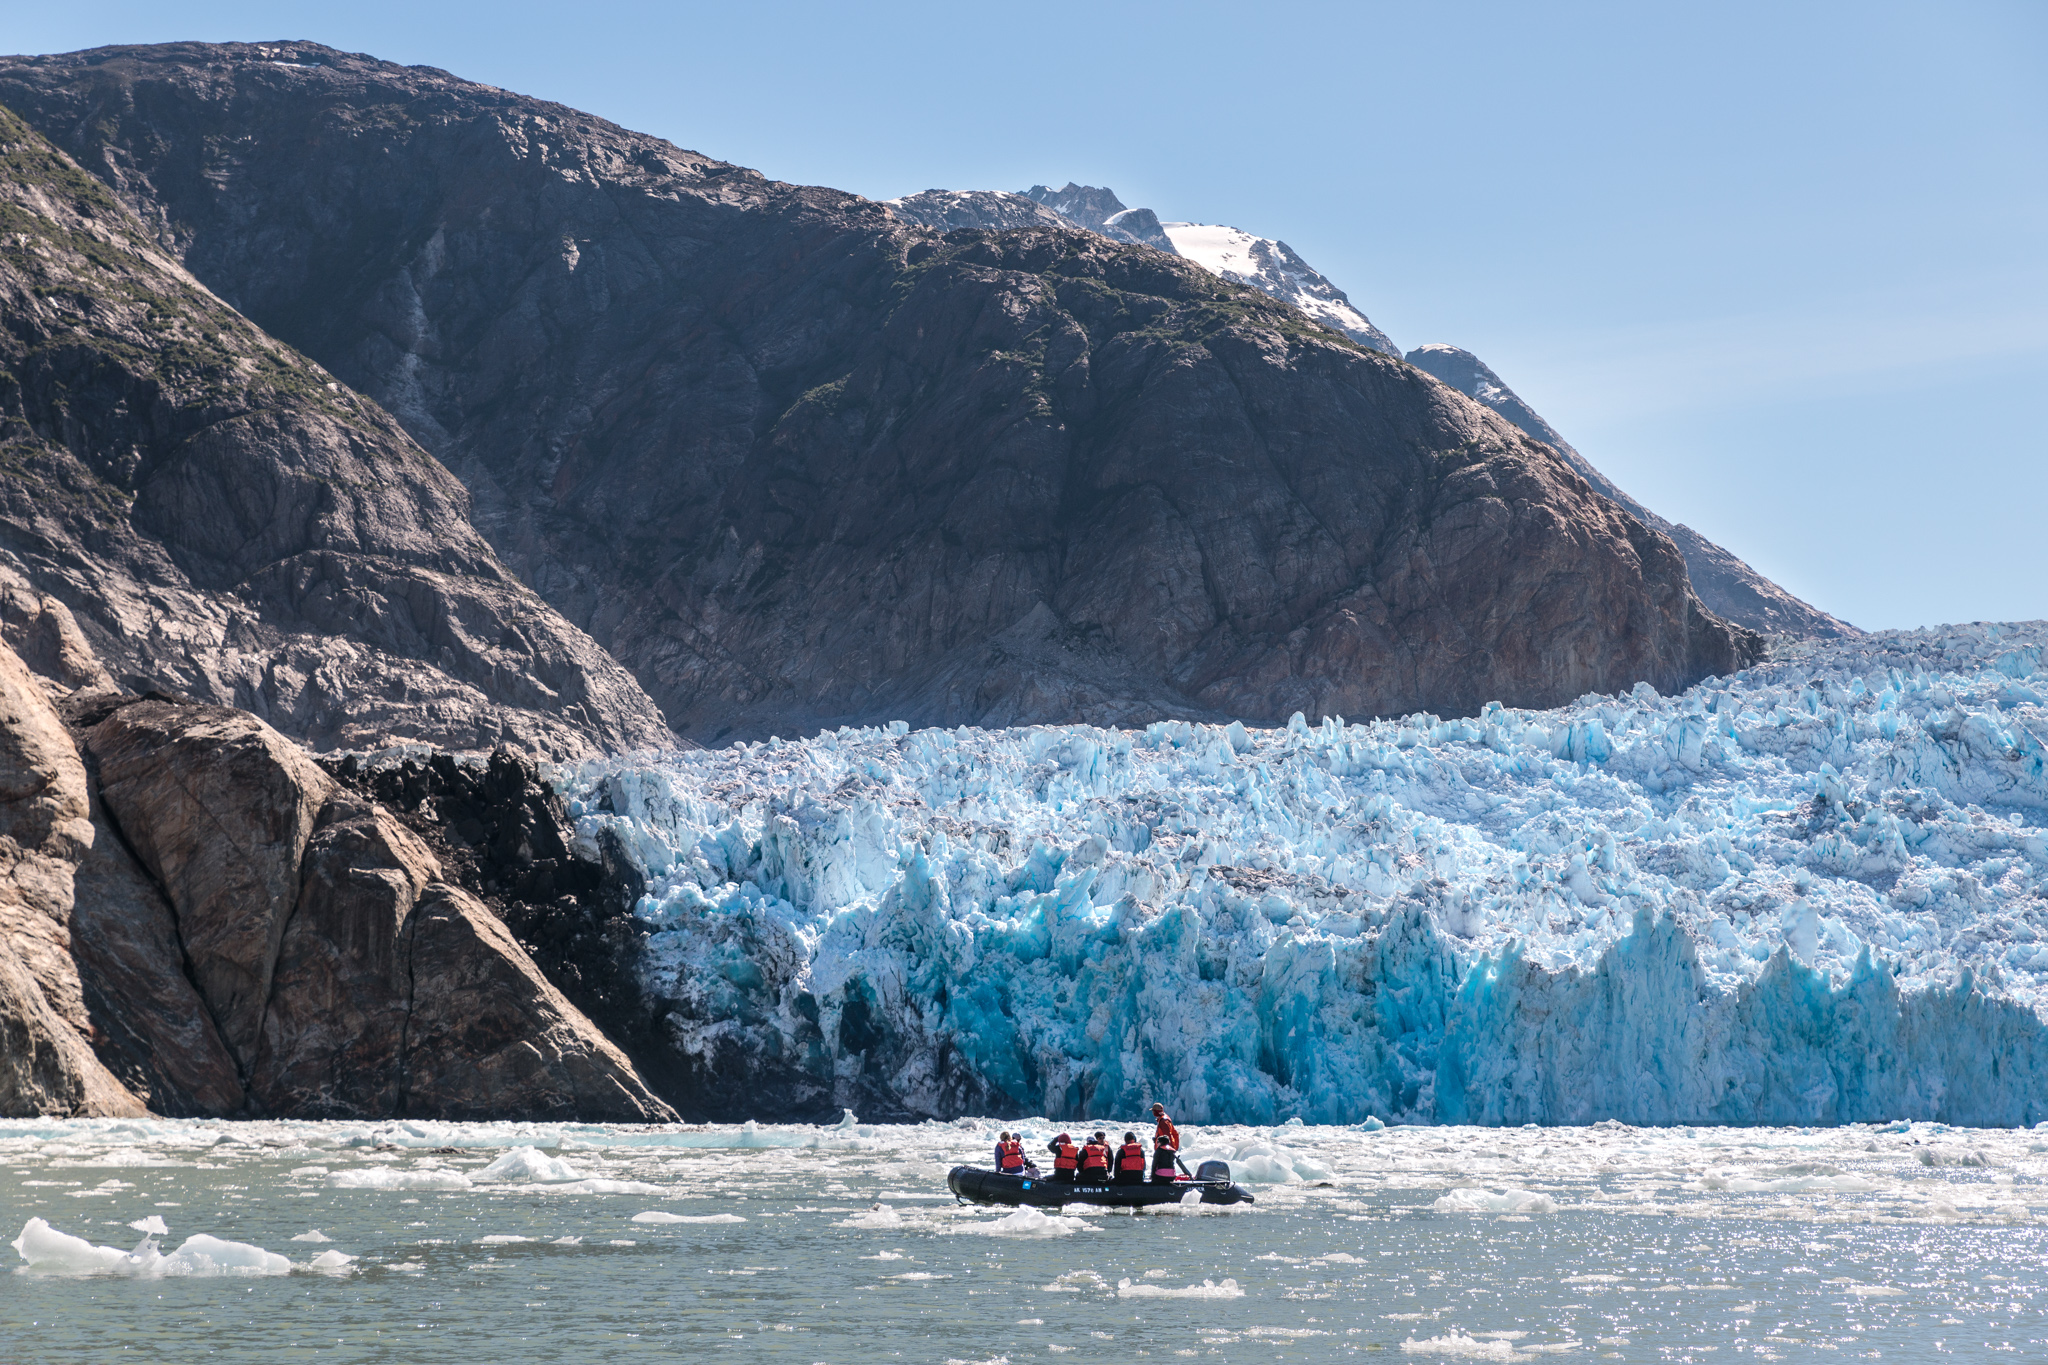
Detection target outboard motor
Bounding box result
[1195,1160,1232,1183]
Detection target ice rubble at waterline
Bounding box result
[570,624,2048,1127]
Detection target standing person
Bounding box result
[1047,1132,1081,1183]
[1152,1132,1181,1183]
[1080,1131,1112,1182]
[1114,1131,1147,1184]
[1149,1102,1181,1152]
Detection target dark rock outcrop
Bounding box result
[1404,344,1855,640]
[0,101,672,758]
[70,695,673,1120]
[0,636,147,1116]
[2,43,1755,737]
[322,749,688,1111]
[1024,183,1176,252]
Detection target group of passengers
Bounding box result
[990,1103,1186,1184]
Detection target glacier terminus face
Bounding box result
[570,624,2048,1127]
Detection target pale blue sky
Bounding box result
[13,1,2045,630]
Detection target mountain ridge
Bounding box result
[1,40,1753,741]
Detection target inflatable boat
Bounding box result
[948,1160,1255,1209]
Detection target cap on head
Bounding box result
[1151,1103,1165,1113]
[1124,1131,1137,1142]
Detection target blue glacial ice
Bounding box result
[567,623,2048,1127]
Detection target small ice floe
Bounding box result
[303,1250,357,1275]
[289,1229,333,1243]
[834,1204,904,1228]
[1115,1276,1244,1299]
[1432,1187,1558,1215]
[11,1218,290,1277]
[329,1167,473,1191]
[629,1211,746,1224]
[479,1147,583,1182]
[946,1207,1092,1237]
[538,1178,670,1195]
[1398,1332,1522,1358]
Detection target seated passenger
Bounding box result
[1080,1131,1112,1181]
[1114,1131,1147,1184]
[1048,1132,1081,1183]
[995,1132,1029,1174]
[1152,1134,1181,1182]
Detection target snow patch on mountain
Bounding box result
[570,624,2048,1126]
[1161,222,1399,355]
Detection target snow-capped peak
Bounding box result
[1160,221,1399,356]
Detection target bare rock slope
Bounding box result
[1403,344,1855,640]
[2,43,1754,739]
[0,102,671,759]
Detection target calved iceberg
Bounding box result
[570,624,2048,1126]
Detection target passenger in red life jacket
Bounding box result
[1152,1133,1181,1183]
[1080,1131,1112,1181]
[1047,1133,1081,1183]
[1149,1102,1181,1152]
[1114,1131,1148,1184]
[994,1132,1029,1175]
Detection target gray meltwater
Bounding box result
[4,1117,2045,1361]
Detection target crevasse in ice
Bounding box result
[569,624,2048,1126]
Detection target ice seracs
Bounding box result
[574,623,2048,1128]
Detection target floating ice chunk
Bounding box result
[1433,1187,1559,1215]
[10,1218,290,1277]
[290,1230,333,1243]
[1917,1145,1989,1167]
[946,1207,1092,1236]
[479,1146,582,1182]
[1357,1117,1387,1132]
[475,1234,537,1244]
[126,1216,168,1236]
[834,1205,905,1228]
[1115,1276,1244,1298]
[1399,1333,1522,1358]
[630,1211,747,1224]
[304,1249,356,1275]
[330,1167,473,1191]
[539,1178,670,1196]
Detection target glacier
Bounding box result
[567,624,2048,1127]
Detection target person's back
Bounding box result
[1048,1133,1080,1183]
[1152,1134,1180,1183]
[1080,1132,1111,1181]
[1150,1102,1181,1152]
[1115,1132,1147,1184]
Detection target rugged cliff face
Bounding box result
[0,102,672,759]
[0,619,674,1121]
[1403,344,1855,640]
[1,43,1755,740]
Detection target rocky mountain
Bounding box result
[892,179,1846,640]
[1156,220,1401,356]
[1404,345,1856,639]
[884,189,1074,234]
[0,42,1753,740]
[0,103,672,759]
[1023,182,1176,252]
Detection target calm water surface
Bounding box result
[4,1117,2044,1361]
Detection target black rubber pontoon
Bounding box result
[948,1164,1255,1208]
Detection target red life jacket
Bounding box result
[1052,1141,1080,1172]
[1117,1142,1146,1172]
[1154,1115,1181,1148]
[1081,1141,1110,1172]
[997,1140,1025,1173]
